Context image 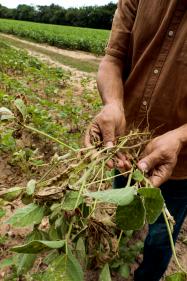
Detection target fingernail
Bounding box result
[106,141,114,148]
[139,162,148,173]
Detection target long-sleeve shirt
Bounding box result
[106,0,187,179]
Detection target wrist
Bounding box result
[104,100,124,111]
[173,124,187,147]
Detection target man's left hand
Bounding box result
[137,130,183,187]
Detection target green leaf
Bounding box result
[0,235,7,244]
[42,250,84,281]
[118,263,130,279]
[11,240,65,254]
[0,208,6,219]
[26,179,36,196]
[116,196,145,230]
[132,169,144,182]
[21,193,33,205]
[49,225,60,241]
[0,258,14,269]
[15,253,36,275]
[0,187,24,202]
[7,203,45,227]
[165,272,187,281]
[138,188,164,224]
[76,238,87,269]
[0,130,16,151]
[86,186,135,206]
[99,263,111,281]
[26,228,46,241]
[14,98,27,120]
[14,228,48,274]
[62,191,83,211]
[43,250,59,265]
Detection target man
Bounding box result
[85,0,187,280]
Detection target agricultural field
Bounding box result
[0,35,186,281]
[0,38,146,281]
[0,19,109,55]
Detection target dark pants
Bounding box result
[113,171,187,281]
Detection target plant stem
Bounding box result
[24,124,76,152]
[65,219,74,254]
[85,170,130,187]
[37,161,59,185]
[88,160,105,218]
[162,208,187,274]
[117,230,123,249]
[126,167,134,187]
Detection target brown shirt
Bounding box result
[105,0,187,179]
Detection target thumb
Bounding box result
[101,124,116,146]
[138,151,160,173]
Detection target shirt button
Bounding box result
[143,101,147,106]
[168,30,174,37]
[153,69,159,74]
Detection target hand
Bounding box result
[85,103,130,169]
[138,130,183,187]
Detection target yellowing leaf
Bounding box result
[0,187,24,202]
[0,107,14,120]
[11,240,65,254]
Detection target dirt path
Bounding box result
[1,33,102,62]
[0,33,101,74]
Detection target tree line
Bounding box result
[0,3,117,30]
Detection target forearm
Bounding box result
[97,55,125,109]
[174,124,187,146]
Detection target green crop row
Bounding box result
[0,19,110,55]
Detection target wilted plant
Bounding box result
[0,99,186,281]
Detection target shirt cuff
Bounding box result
[105,46,127,60]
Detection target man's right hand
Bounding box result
[85,103,130,169]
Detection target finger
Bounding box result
[105,141,114,148]
[149,175,163,188]
[116,159,125,169]
[85,123,101,147]
[137,151,160,173]
[100,123,115,145]
[116,151,131,170]
[105,142,114,169]
[106,159,114,169]
[84,126,93,147]
[116,151,127,162]
[90,125,102,145]
[149,165,171,187]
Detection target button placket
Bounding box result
[153,69,159,74]
[137,1,185,121]
[168,30,174,37]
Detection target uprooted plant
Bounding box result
[0,100,186,281]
